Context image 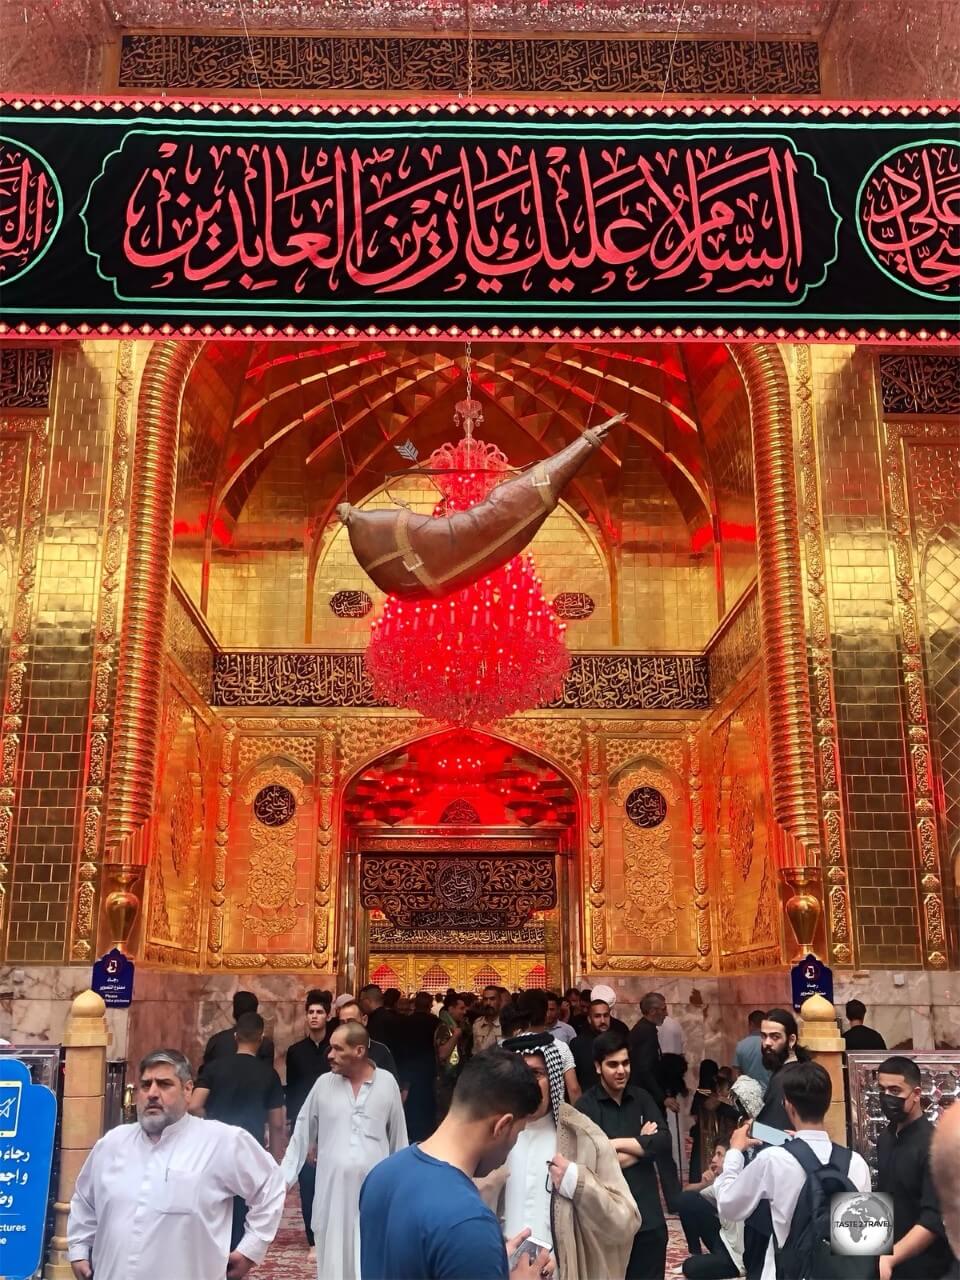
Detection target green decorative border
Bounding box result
[0,135,63,286]
[79,123,840,315]
[855,139,960,302]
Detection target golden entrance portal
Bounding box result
[339,730,579,994]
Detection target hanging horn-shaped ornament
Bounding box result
[337,412,623,600]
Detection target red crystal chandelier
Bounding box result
[366,396,570,726]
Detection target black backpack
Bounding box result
[774,1138,877,1280]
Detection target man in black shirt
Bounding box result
[190,1011,285,1250]
[570,998,613,1091]
[285,989,332,1252]
[337,1000,400,1078]
[876,1054,952,1280]
[200,990,275,1070]
[627,992,669,1109]
[627,991,682,1211]
[843,999,887,1051]
[360,983,405,1057]
[401,990,440,1141]
[577,1031,670,1280]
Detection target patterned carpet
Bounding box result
[258,1190,691,1279]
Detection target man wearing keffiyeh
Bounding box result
[476,1032,640,1280]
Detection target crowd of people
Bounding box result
[65,987,960,1280]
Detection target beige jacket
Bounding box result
[478,1102,640,1280]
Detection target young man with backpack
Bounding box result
[713,1059,872,1280]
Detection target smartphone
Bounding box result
[509,1237,553,1269]
[751,1121,789,1146]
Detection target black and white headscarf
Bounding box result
[502,1031,564,1127]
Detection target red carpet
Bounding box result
[258,1191,691,1279]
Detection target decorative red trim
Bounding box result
[1,322,957,345]
[1,93,957,117]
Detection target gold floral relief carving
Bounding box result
[883,420,955,969]
[338,716,443,775]
[493,717,583,776]
[688,732,710,968]
[612,765,682,948]
[793,345,854,966]
[313,722,336,967]
[0,415,48,947]
[236,734,317,777]
[208,719,237,966]
[237,765,308,940]
[223,953,312,970]
[605,736,685,777]
[584,725,606,965]
[604,956,699,972]
[751,857,777,946]
[719,945,783,974]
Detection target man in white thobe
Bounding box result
[282,1019,407,1280]
[68,1048,285,1280]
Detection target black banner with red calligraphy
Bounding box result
[0,96,957,343]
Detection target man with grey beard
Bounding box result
[67,1047,285,1280]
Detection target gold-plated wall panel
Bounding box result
[143,667,216,963]
[5,345,120,962]
[605,751,696,960]
[812,347,921,967]
[699,666,782,973]
[0,427,38,949]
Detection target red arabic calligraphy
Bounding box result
[0,142,59,282]
[108,136,811,301]
[859,143,960,296]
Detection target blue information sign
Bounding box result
[91,948,135,1008]
[0,1057,57,1280]
[791,953,834,1012]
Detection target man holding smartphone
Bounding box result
[359,1048,550,1280]
[713,1061,871,1280]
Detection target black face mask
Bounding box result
[879,1093,908,1123]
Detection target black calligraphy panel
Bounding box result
[253,784,297,826]
[0,98,956,342]
[625,786,668,828]
[212,650,710,710]
[360,853,556,929]
[117,33,821,98]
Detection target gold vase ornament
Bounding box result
[103,867,141,953]
[781,866,823,959]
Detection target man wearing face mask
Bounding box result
[876,1055,952,1280]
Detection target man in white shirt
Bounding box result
[282,1019,407,1280]
[68,1048,285,1280]
[546,990,576,1045]
[714,1060,871,1280]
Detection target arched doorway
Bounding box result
[338,728,580,994]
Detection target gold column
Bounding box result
[105,342,203,883]
[792,345,856,966]
[730,344,821,864]
[44,990,108,1279]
